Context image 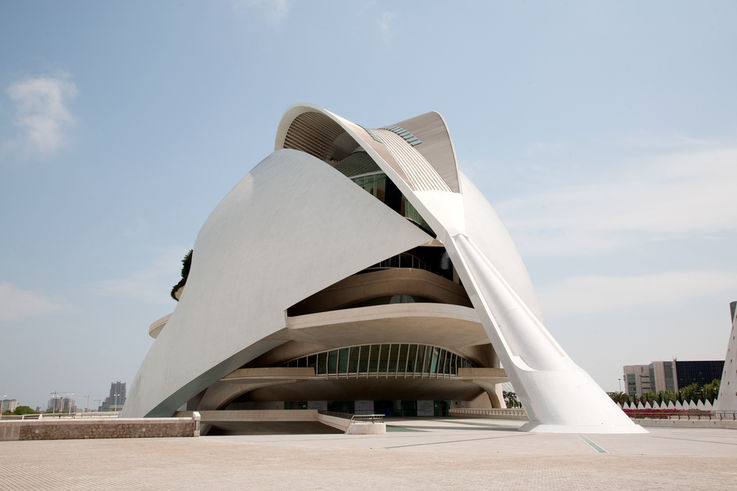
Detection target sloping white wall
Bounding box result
[716,302,737,411]
[123,150,431,417]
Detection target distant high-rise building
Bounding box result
[1,399,19,413]
[624,359,723,397]
[649,360,678,393]
[47,396,75,413]
[675,360,724,388]
[100,381,126,411]
[623,365,652,398]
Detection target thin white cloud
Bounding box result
[235,0,290,23]
[538,269,737,318]
[497,147,737,255]
[93,246,188,305]
[0,281,66,322]
[6,75,78,158]
[378,11,396,32]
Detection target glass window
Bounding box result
[359,345,369,372]
[379,344,391,372]
[438,350,447,374]
[449,353,457,375]
[397,344,408,373]
[328,350,338,374]
[369,345,380,372]
[388,344,399,372]
[407,345,418,372]
[430,347,440,373]
[317,352,327,375]
[348,346,359,373]
[415,346,426,373]
[307,354,316,370]
[338,348,349,373]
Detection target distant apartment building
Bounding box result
[100,381,126,411]
[47,396,75,413]
[1,399,19,413]
[623,365,652,398]
[623,360,724,397]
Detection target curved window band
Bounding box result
[281,343,475,377]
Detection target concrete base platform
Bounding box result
[1,418,736,489]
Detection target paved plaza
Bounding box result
[1,418,736,489]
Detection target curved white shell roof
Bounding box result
[124,105,644,433]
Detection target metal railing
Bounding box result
[317,410,384,424]
[448,408,528,418]
[0,412,121,421]
[351,414,384,424]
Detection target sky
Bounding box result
[1,1,736,410]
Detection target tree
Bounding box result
[170,249,193,300]
[608,392,631,405]
[503,391,521,408]
[678,383,702,404]
[703,379,721,403]
[13,405,37,415]
[657,390,676,404]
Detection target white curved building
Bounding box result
[123,104,644,433]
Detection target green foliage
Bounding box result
[657,390,676,403]
[608,392,631,405]
[13,405,37,415]
[171,249,193,301]
[503,390,521,408]
[181,249,192,280]
[703,379,721,403]
[678,383,702,403]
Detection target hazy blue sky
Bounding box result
[1,1,736,409]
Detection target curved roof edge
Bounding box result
[274,104,460,193]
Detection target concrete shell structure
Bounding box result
[716,301,737,411]
[123,104,644,433]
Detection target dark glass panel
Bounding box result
[422,346,432,373]
[379,344,391,372]
[407,345,418,372]
[388,344,399,372]
[438,350,447,374]
[317,352,327,375]
[430,347,440,373]
[369,345,380,372]
[328,350,338,374]
[338,348,349,373]
[397,344,408,373]
[359,345,370,372]
[348,346,359,373]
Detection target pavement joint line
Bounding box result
[383,432,532,449]
[650,435,737,447]
[577,434,607,454]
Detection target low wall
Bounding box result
[176,409,318,422]
[0,416,200,441]
[633,418,737,429]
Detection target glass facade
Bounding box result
[282,343,475,377]
[351,172,431,232]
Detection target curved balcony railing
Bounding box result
[363,252,428,272]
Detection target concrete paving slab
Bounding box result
[0,418,736,489]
